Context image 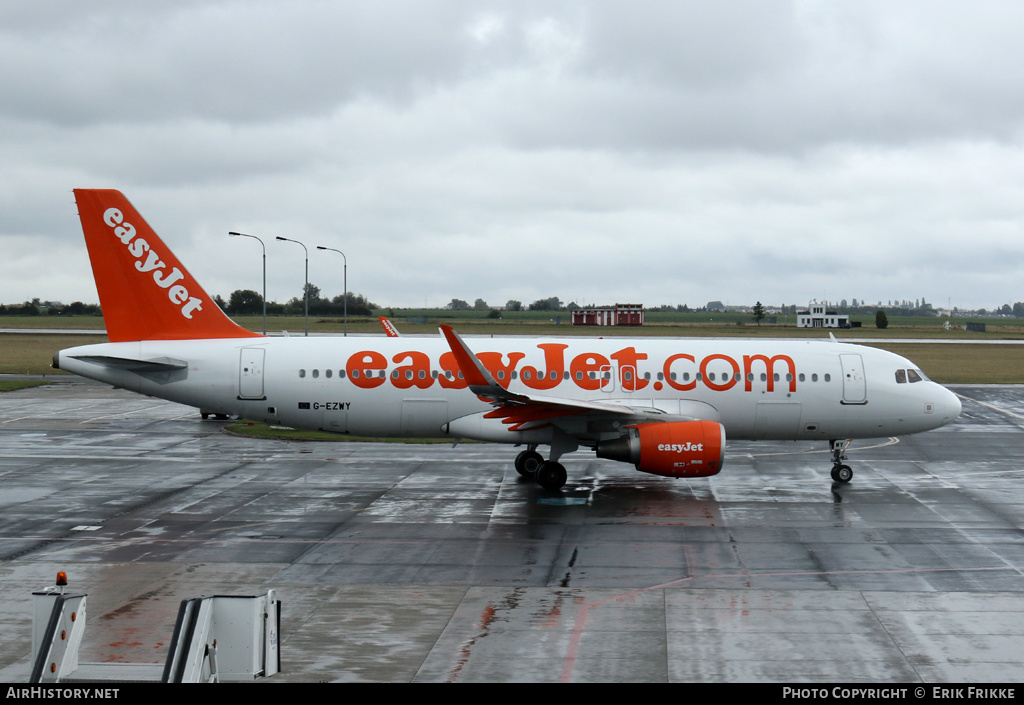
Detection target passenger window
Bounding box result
[824,374,831,382]
[895,369,907,384]
[811,374,818,382]
[299,369,306,378]
[326,369,332,379]
[339,370,346,379]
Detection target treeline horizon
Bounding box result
[3,291,1024,319]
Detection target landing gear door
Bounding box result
[839,353,866,404]
[239,347,266,400]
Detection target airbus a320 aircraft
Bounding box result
[55,190,962,490]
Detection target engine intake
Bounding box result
[596,420,726,478]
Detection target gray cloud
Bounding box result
[1,1,1022,312]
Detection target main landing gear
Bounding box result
[829,439,853,483]
[515,447,567,491]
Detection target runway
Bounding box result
[1,378,1023,682]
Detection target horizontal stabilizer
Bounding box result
[68,355,188,372]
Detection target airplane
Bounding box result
[54,189,962,490]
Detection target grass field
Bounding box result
[2,316,1021,383]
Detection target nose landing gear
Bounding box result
[830,439,853,483]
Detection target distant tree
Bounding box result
[228,289,264,315]
[1013,302,1024,318]
[3,301,40,316]
[331,292,375,316]
[447,298,470,311]
[505,300,522,312]
[528,296,562,311]
[473,298,489,311]
[875,310,889,329]
[303,283,322,304]
[752,301,766,326]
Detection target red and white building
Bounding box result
[571,304,644,327]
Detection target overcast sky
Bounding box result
[2,1,1022,312]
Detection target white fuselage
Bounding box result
[57,334,961,446]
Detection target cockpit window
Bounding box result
[896,368,929,383]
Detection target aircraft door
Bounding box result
[839,353,866,404]
[239,347,266,400]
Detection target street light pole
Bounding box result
[228,231,266,335]
[316,246,347,337]
[277,236,309,336]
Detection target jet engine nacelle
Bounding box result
[596,420,726,478]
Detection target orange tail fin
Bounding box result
[74,189,262,342]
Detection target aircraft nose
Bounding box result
[940,387,962,424]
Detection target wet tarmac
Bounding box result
[1,379,1023,682]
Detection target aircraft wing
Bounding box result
[438,325,705,431]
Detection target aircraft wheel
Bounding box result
[200,412,210,420]
[831,464,853,483]
[515,450,543,477]
[536,461,567,490]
